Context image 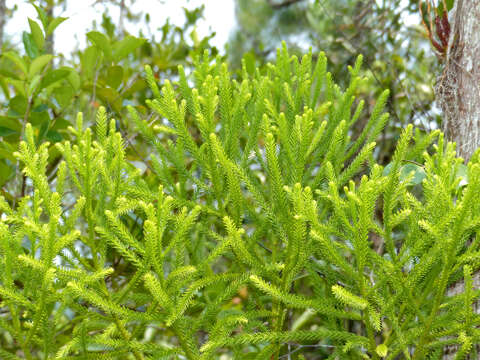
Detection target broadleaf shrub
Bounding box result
[1,45,479,359]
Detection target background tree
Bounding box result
[0,0,6,49]
[0,1,216,201]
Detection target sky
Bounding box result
[5,0,236,54]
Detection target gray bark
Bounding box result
[439,0,480,358]
[437,0,480,161]
[0,0,6,49]
[45,5,54,54]
[119,0,126,36]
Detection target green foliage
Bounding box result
[229,0,440,168]
[0,1,216,195]
[0,45,479,360]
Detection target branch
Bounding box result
[268,0,304,9]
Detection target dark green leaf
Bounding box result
[113,36,146,61]
[0,78,9,99]
[0,142,17,162]
[81,46,101,79]
[383,162,426,185]
[23,31,39,59]
[0,126,17,137]
[8,96,28,116]
[87,31,112,61]
[32,4,48,31]
[28,18,45,50]
[106,65,123,89]
[382,163,393,176]
[29,108,50,127]
[40,68,71,90]
[0,160,14,187]
[46,130,62,142]
[96,86,122,113]
[28,54,53,79]
[67,70,81,90]
[51,118,70,131]
[47,17,68,35]
[53,84,75,108]
[33,104,48,112]
[399,163,426,185]
[122,79,146,98]
[2,51,28,75]
[36,112,51,143]
[0,117,21,133]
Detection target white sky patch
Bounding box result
[5,0,235,55]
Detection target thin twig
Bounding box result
[268,0,304,9]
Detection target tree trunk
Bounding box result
[119,0,126,37]
[437,0,480,161]
[44,1,54,54]
[0,0,6,49]
[438,0,480,358]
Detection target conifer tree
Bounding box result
[0,45,479,359]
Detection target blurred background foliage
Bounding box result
[0,0,217,198]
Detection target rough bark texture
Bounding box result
[437,0,480,161]
[439,0,480,358]
[0,0,6,49]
